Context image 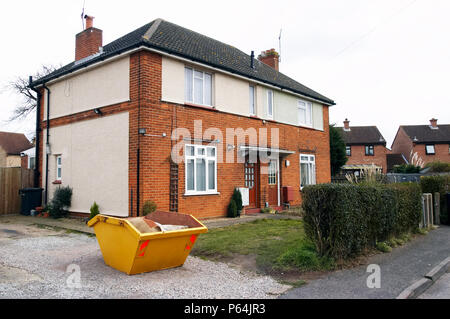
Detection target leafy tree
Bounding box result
[329,124,347,176]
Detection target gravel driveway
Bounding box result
[0,223,289,299]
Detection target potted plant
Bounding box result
[232,189,243,217]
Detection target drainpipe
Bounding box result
[28,76,41,189]
[136,51,141,217]
[42,83,51,205]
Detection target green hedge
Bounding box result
[420,175,450,225]
[302,183,422,259]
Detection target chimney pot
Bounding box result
[430,118,438,128]
[85,15,94,29]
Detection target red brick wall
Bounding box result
[391,127,414,161]
[21,155,28,169]
[39,49,331,219]
[412,143,450,165]
[75,28,103,61]
[346,144,389,173]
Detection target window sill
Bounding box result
[183,192,220,197]
[184,102,217,111]
[52,180,62,185]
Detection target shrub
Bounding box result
[89,202,100,221]
[232,189,243,216]
[387,183,422,235]
[48,186,73,219]
[227,199,238,218]
[376,242,392,253]
[302,183,422,259]
[420,175,450,225]
[424,161,450,173]
[393,164,421,174]
[142,200,157,216]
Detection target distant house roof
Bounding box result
[386,153,408,172]
[401,124,450,144]
[336,126,387,146]
[31,18,334,106]
[0,132,33,155]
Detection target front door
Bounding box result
[245,159,259,208]
[268,159,279,206]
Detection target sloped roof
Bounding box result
[401,124,450,144]
[31,19,334,105]
[336,126,387,146]
[0,131,33,155]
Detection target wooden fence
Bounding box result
[0,168,34,215]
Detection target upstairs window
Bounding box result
[425,145,435,155]
[298,100,312,126]
[346,146,351,156]
[267,90,273,119]
[185,67,212,106]
[249,85,256,116]
[365,145,374,156]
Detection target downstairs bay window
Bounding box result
[185,144,217,195]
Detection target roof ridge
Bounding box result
[142,18,163,41]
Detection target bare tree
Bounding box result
[4,65,59,122]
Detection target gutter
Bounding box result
[30,42,336,107]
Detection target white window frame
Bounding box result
[56,155,62,181]
[249,85,256,116]
[300,154,316,189]
[184,144,218,196]
[425,144,435,155]
[298,99,313,127]
[267,90,274,119]
[346,146,351,157]
[185,67,213,107]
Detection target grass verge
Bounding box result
[191,219,335,275]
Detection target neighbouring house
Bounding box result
[0,131,33,168]
[21,146,36,170]
[391,118,450,166]
[337,119,390,175]
[29,16,335,219]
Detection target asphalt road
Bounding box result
[281,226,450,299]
[418,273,450,299]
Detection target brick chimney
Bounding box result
[343,118,350,131]
[258,49,279,71]
[430,118,438,129]
[75,15,103,61]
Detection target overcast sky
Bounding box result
[0,0,448,148]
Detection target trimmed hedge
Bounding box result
[302,183,422,259]
[420,175,450,225]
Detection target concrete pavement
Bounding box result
[281,226,450,299]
